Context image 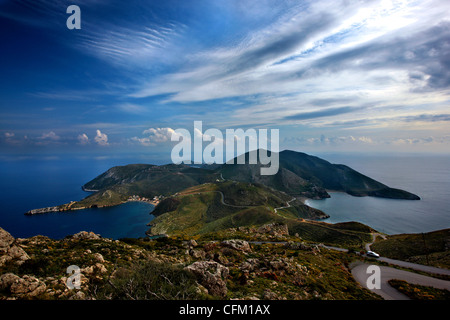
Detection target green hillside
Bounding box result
[215,150,420,200]
[371,229,450,268]
[147,181,375,249]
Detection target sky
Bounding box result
[1,0,450,161]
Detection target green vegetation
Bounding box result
[148,181,334,239]
[277,150,420,200]
[98,260,205,300]
[0,227,381,300]
[70,189,128,209]
[148,180,373,249]
[371,229,450,269]
[388,279,450,300]
[287,221,373,249]
[216,150,419,200]
[69,164,220,209]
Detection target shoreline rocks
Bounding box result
[25,206,61,215]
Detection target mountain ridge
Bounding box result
[211,149,420,200]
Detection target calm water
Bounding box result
[306,154,450,235]
[0,156,155,239]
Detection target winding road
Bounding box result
[274,197,296,213]
[177,181,450,299]
[365,233,450,276]
[349,232,450,299]
[351,263,450,300]
[180,188,297,214]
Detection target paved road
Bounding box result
[182,189,297,214]
[365,233,450,276]
[351,263,450,300]
[274,197,296,213]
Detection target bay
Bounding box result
[306,154,450,235]
[0,156,156,239]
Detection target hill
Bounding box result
[371,229,450,269]
[0,226,380,300]
[70,164,219,209]
[147,181,377,249]
[148,181,327,236]
[214,150,420,200]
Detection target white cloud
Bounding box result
[4,132,14,138]
[38,131,60,140]
[94,130,109,146]
[77,133,89,145]
[132,127,177,146]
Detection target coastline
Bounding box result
[25,197,159,216]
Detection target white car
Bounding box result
[366,250,380,258]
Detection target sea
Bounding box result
[0,153,449,239]
[306,153,450,235]
[0,155,157,240]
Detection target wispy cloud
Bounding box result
[283,106,361,121]
[115,103,148,114]
[129,0,450,131]
[2,0,450,154]
[77,23,185,67]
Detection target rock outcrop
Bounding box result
[0,273,46,298]
[185,261,229,297]
[220,239,252,252]
[256,223,289,237]
[0,227,29,267]
[68,231,101,241]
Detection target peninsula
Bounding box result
[24,150,420,217]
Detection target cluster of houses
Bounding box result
[127,194,162,205]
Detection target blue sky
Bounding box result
[1,0,450,160]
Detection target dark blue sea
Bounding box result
[0,155,159,239]
[307,153,450,235]
[0,153,449,239]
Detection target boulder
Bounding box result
[0,273,46,298]
[189,249,205,259]
[0,227,15,252]
[0,227,30,267]
[185,261,229,297]
[0,273,20,290]
[92,253,104,263]
[256,223,289,237]
[188,239,198,248]
[69,231,101,240]
[239,258,260,272]
[220,239,251,252]
[81,263,108,276]
[263,289,279,300]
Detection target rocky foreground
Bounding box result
[0,225,380,300]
